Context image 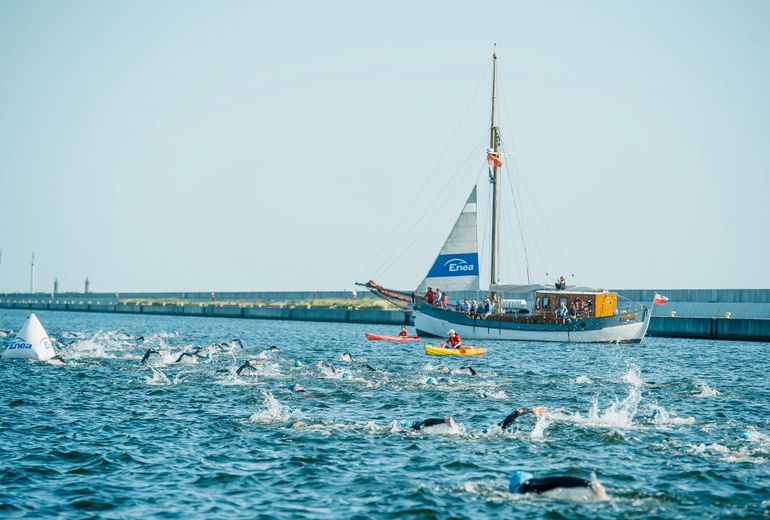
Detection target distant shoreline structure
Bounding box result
[1,289,769,342]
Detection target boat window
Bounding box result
[560,297,568,307]
[535,297,541,310]
[542,296,550,309]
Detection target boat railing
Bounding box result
[417,295,646,324]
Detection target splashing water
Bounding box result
[621,364,643,387]
[249,390,301,423]
[694,381,721,398]
[144,368,172,386]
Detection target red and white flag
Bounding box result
[487,152,504,167]
[654,293,669,305]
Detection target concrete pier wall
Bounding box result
[0,301,411,327]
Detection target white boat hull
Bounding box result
[414,309,651,343]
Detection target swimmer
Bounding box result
[289,383,305,392]
[509,471,607,499]
[141,348,168,365]
[236,359,265,376]
[267,346,281,352]
[409,417,460,434]
[47,354,67,366]
[194,348,213,359]
[228,339,244,349]
[317,360,337,372]
[458,365,477,376]
[175,352,198,363]
[341,352,353,362]
[500,407,547,431]
[361,363,377,372]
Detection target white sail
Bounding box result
[417,187,479,294]
[2,313,55,361]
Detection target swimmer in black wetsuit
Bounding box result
[409,417,458,431]
[458,365,477,376]
[509,471,607,499]
[500,407,547,431]
[236,359,264,376]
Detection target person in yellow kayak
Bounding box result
[445,329,462,349]
[398,326,409,337]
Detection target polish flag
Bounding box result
[487,152,503,167]
[654,293,669,305]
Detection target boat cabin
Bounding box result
[532,290,617,319]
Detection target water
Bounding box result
[1,308,769,518]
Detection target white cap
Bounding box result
[448,329,456,335]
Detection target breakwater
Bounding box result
[0,301,411,326]
[1,300,769,342]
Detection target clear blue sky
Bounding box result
[1,1,768,293]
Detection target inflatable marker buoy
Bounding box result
[3,313,56,361]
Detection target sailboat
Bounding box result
[361,52,654,343]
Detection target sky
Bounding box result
[1,0,768,293]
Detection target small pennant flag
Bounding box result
[654,293,669,305]
[487,152,503,167]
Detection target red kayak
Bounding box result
[365,333,421,342]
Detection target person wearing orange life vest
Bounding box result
[445,329,462,349]
[398,326,409,337]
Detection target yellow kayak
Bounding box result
[424,344,487,356]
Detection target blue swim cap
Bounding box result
[426,377,436,385]
[294,360,302,367]
[341,372,350,379]
[509,471,534,493]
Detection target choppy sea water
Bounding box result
[1,308,769,519]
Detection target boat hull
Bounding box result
[413,304,651,344]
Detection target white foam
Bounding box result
[144,368,172,386]
[694,381,720,398]
[572,375,593,384]
[689,443,767,464]
[621,364,643,387]
[649,405,696,427]
[249,390,301,423]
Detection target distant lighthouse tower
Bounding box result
[84,277,90,294]
[30,252,36,293]
[53,277,59,298]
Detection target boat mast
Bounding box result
[489,49,501,294]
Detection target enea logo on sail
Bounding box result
[427,253,479,278]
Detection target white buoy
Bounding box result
[2,313,55,361]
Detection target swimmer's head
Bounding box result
[294,359,302,367]
[508,471,534,493]
[341,372,350,379]
[445,417,457,428]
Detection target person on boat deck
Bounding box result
[557,301,569,322]
[435,288,443,307]
[446,329,462,349]
[442,292,449,308]
[426,287,435,305]
[398,326,409,337]
[556,276,567,290]
[483,299,491,316]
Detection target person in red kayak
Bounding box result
[398,326,409,337]
[445,329,462,349]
